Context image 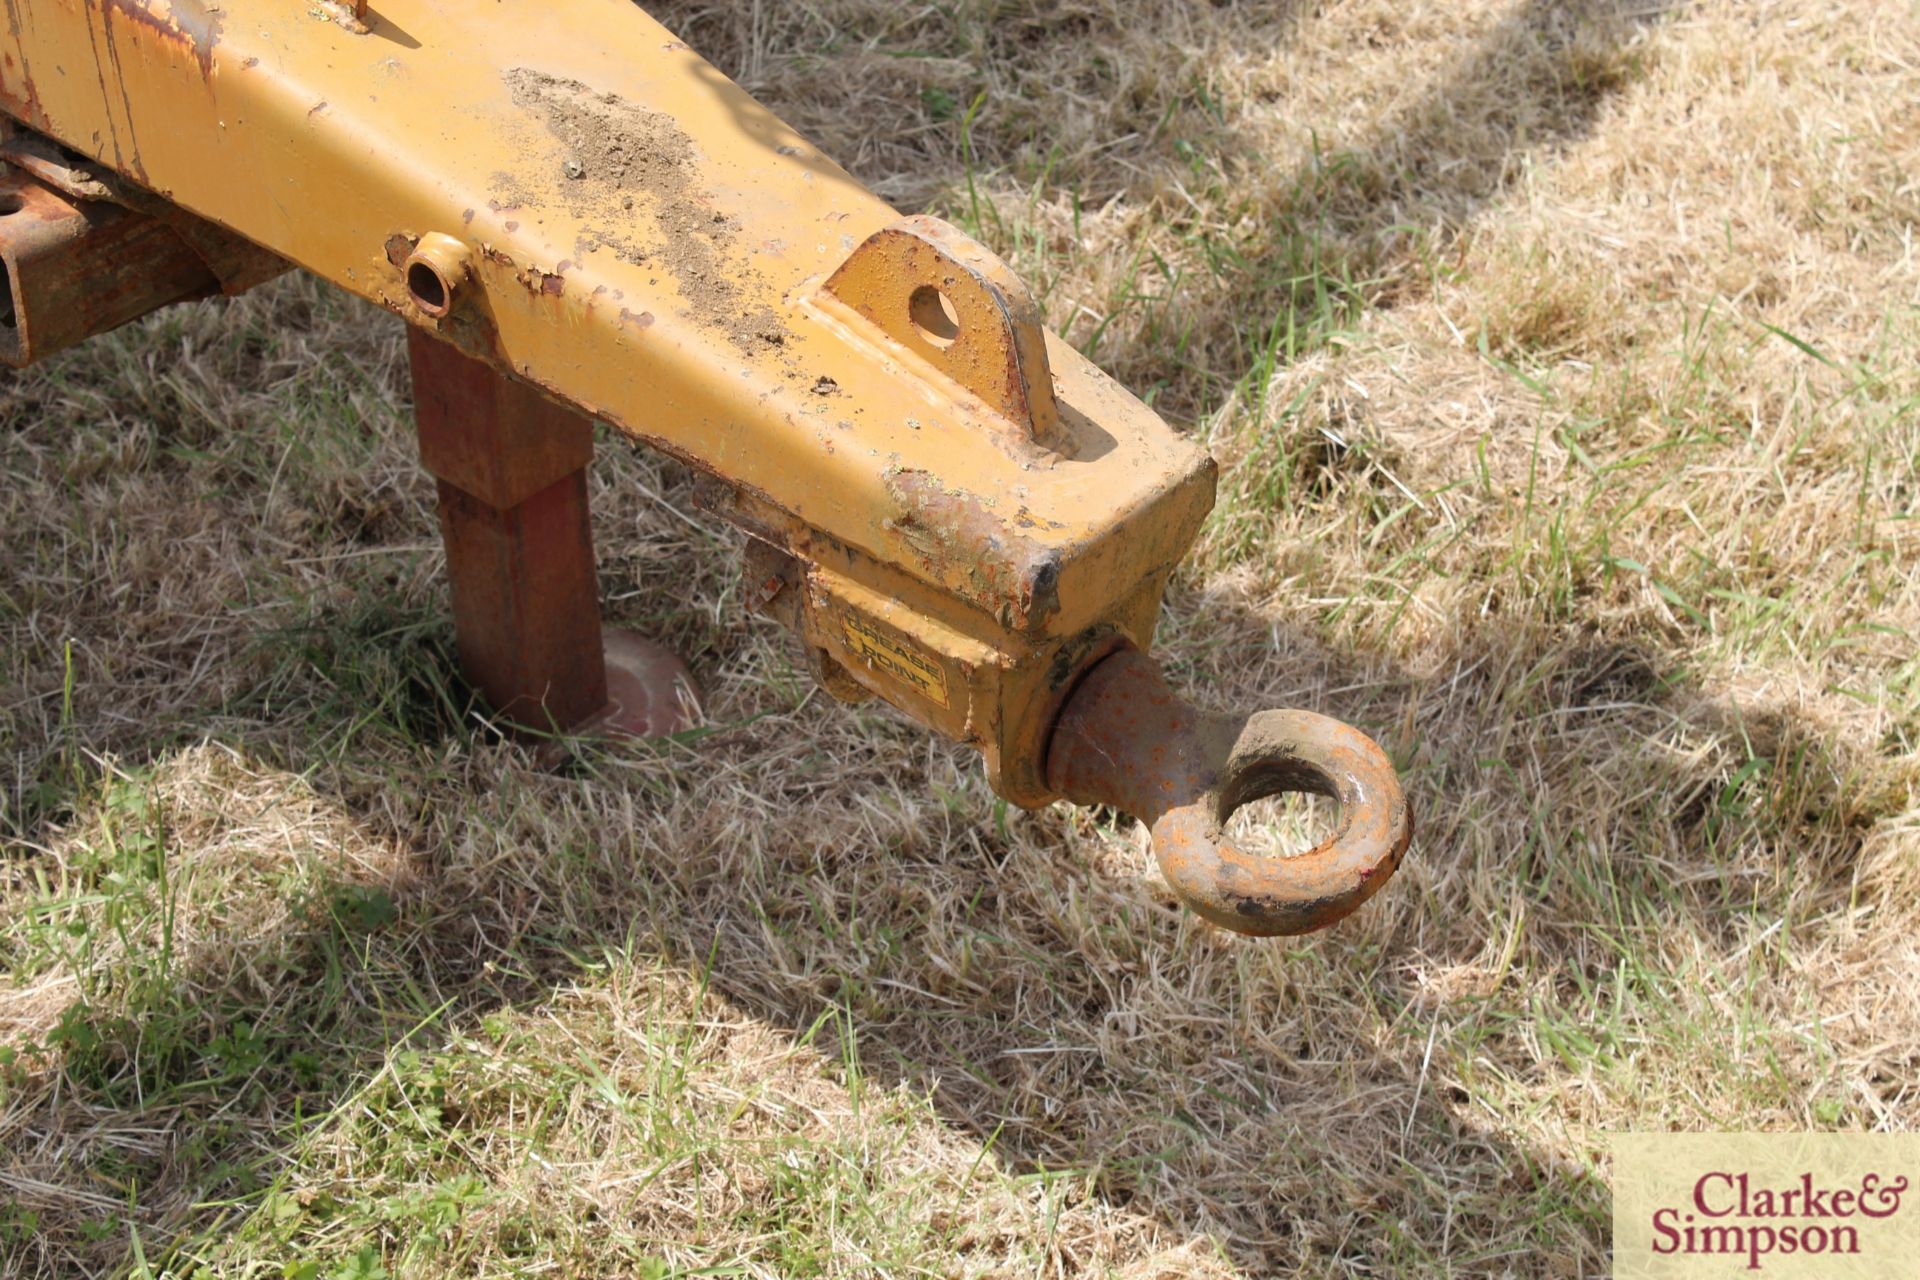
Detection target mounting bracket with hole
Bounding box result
[821,215,1066,453]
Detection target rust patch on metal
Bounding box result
[99,0,222,75]
[409,329,611,733]
[310,0,371,34]
[0,167,227,367]
[885,468,1062,630]
[1,133,116,199]
[1046,647,1413,937]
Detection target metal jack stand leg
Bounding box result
[408,329,700,741]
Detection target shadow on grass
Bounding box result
[7,557,1895,1274]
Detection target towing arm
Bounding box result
[0,0,1410,935]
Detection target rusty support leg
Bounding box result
[408,328,698,738]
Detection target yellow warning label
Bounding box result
[842,614,950,708]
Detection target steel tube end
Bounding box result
[403,232,473,319]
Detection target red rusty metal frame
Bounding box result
[0,164,216,366]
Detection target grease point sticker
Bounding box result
[842,614,949,708]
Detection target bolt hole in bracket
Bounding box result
[1047,647,1412,936]
[908,284,960,348]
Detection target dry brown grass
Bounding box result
[3,0,1918,1276]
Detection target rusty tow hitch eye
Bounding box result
[1045,647,1413,936]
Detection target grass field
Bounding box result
[3,0,1918,1275]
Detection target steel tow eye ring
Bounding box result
[1046,647,1413,936]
